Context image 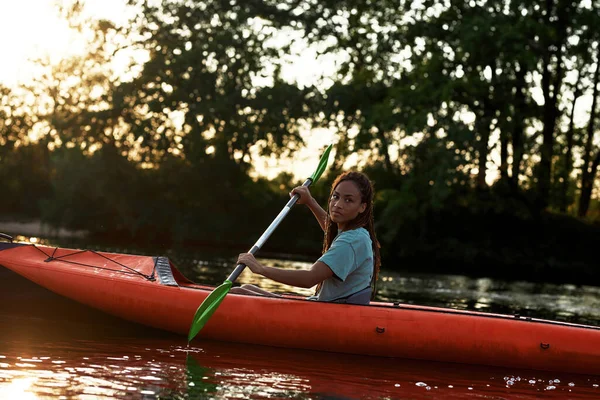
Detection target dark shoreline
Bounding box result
[2,229,599,290]
[3,207,599,289]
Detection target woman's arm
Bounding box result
[238,253,333,288]
[291,186,328,232]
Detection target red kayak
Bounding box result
[1,238,600,376]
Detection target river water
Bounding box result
[1,236,600,398]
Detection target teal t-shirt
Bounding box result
[315,227,374,302]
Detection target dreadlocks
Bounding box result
[320,171,381,298]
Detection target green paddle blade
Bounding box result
[188,280,232,342]
[309,144,333,184]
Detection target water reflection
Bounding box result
[0,340,187,398]
[371,272,600,325]
[2,336,600,399]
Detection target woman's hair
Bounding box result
[321,171,381,297]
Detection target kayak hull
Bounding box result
[1,242,600,375]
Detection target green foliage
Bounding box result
[0,86,32,154]
[40,145,142,234]
[118,0,311,167]
[0,143,51,218]
[35,144,301,250]
[2,0,599,284]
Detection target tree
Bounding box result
[121,0,312,171]
[578,45,600,217]
[0,86,32,155]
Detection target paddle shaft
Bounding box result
[226,178,312,282]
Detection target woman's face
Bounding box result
[329,180,366,229]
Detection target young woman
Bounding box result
[230,171,381,302]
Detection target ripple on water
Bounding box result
[2,341,600,399]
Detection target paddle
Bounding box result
[188,144,333,342]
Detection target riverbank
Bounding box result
[2,211,599,289]
[0,220,88,240]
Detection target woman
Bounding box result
[230,171,381,302]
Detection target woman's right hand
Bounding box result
[290,186,313,205]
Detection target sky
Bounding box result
[0,0,130,86]
[0,1,66,87]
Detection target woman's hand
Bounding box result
[237,253,264,274]
[290,186,313,205]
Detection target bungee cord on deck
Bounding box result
[31,244,157,281]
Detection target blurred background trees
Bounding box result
[1,0,598,281]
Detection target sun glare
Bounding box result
[0,377,38,400]
[0,1,72,86]
[0,0,129,88]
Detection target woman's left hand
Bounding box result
[237,253,263,274]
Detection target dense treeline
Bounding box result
[1,0,599,283]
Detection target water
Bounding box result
[2,335,600,399]
[1,236,600,398]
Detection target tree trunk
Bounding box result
[537,0,568,209]
[579,151,600,218]
[511,65,526,188]
[560,77,580,213]
[500,123,509,181]
[578,47,600,217]
[477,116,491,189]
[477,64,497,189]
[538,63,560,209]
[332,130,351,173]
[375,124,394,173]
